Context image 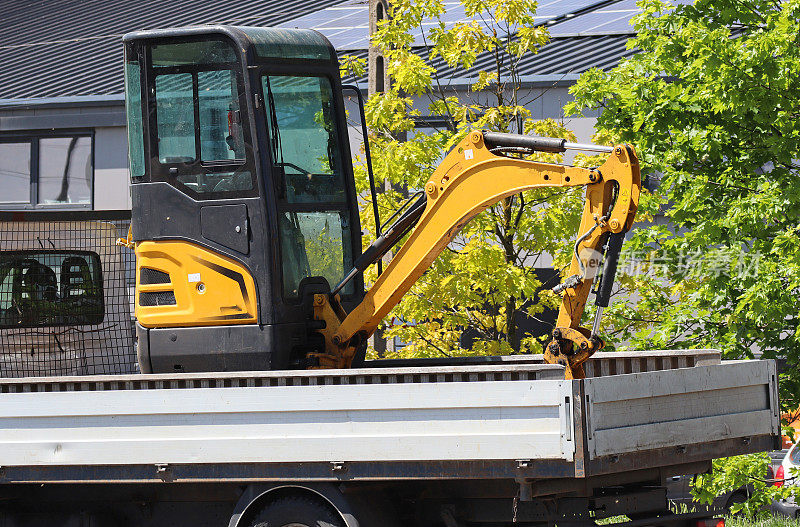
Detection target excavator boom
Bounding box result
[312,131,641,378]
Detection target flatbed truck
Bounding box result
[0,350,779,526]
[0,24,781,527]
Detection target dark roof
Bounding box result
[342,34,636,86]
[0,0,347,99]
[0,0,638,101]
[446,34,636,77]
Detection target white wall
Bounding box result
[93,126,131,210]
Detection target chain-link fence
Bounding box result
[0,210,137,377]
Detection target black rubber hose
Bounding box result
[595,231,625,308]
[482,131,567,153]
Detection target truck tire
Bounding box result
[724,491,747,515]
[248,496,345,527]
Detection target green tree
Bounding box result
[568,0,800,387]
[566,0,800,513]
[342,0,603,358]
[691,453,794,517]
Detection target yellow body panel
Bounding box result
[135,241,257,328]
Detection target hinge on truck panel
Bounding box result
[564,396,572,442]
[155,463,172,481]
[330,461,348,473]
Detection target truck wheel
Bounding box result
[248,496,345,527]
[724,491,747,515]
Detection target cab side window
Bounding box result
[791,446,800,465]
[155,73,195,163]
[150,39,254,197]
[0,251,104,328]
[262,75,346,204]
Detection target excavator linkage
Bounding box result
[312,131,641,378]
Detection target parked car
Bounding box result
[772,444,800,517]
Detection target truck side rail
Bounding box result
[366,349,721,377]
[0,356,778,484]
[579,359,779,465]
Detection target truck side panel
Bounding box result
[583,360,779,459]
[0,379,575,465]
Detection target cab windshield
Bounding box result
[262,74,353,297]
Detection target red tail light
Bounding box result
[776,465,785,487]
[695,519,724,527]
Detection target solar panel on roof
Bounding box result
[548,11,637,34]
[547,0,692,36]
[279,0,621,50]
[338,34,635,86]
[277,0,368,49]
[547,0,637,35]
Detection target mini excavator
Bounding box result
[123,26,641,379]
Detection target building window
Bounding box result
[0,132,93,209]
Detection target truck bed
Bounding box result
[0,351,778,484]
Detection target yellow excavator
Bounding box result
[122,25,640,379]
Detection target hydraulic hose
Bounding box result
[332,194,428,295]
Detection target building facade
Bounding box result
[0,0,639,212]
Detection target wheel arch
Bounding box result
[228,483,358,527]
[722,488,749,511]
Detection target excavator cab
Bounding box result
[124,27,364,373]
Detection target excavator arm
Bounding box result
[312,130,641,378]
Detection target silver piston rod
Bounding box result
[482,131,614,154]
